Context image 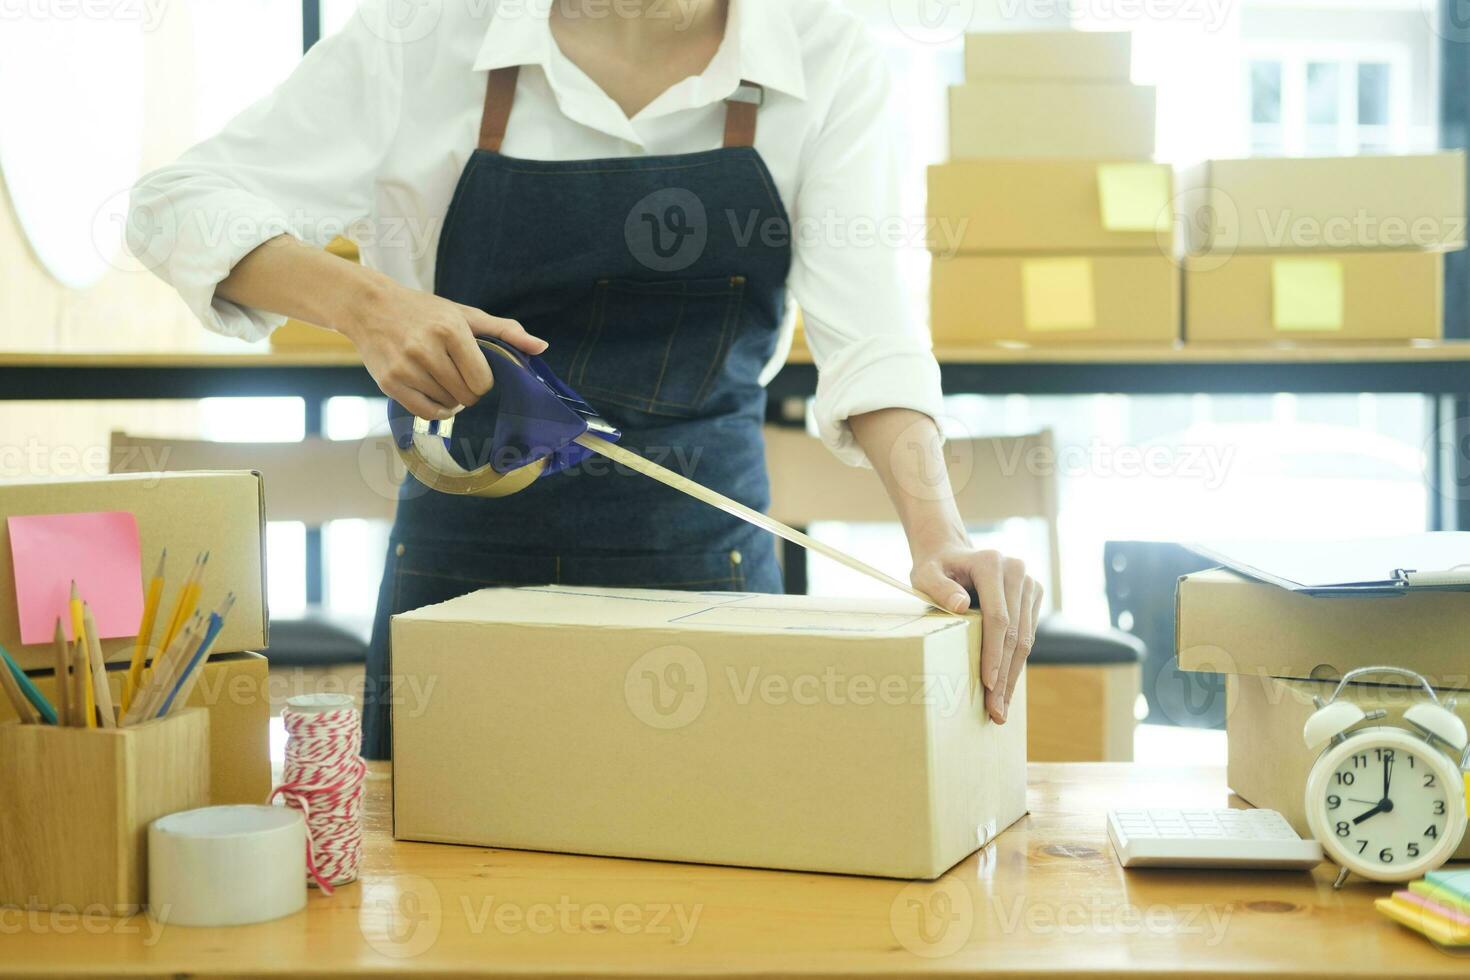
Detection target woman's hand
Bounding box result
[340,275,548,420]
[910,540,1043,724]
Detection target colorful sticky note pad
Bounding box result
[1271,258,1344,332]
[1096,163,1172,233]
[7,511,144,645]
[1428,869,1470,902]
[1021,258,1096,332]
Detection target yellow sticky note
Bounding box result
[1021,258,1095,332]
[1272,258,1344,332]
[1096,163,1172,233]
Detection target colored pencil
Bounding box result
[0,642,57,725]
[126,612,202,726]
[123,549,166,713]
[53,618,71,727]
[69,582,94,727]
[68,635,86,727]
[0,649,38,723]
[159,593,234,717]
[160,552,207,655]
[82,604,117,729]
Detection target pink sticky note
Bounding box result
[7,511,145,645]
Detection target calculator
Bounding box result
[1107,808,1325,870]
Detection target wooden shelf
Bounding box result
[785,339,1470,366]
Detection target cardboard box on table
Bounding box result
[948,81,1155,160]
[1178,153,1467,254]
[0,472,268,671]
[963,31,1132,82]
[1176,568,1470,859]
[931,253,1178,345]
[0,472,272,805]
[927,159,1175,254]
[0,653,272,806]
[392,586,1027,879]
[1184,250,1443,343]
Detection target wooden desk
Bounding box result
[5,762,1463,978]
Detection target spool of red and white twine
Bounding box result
[268,694,367,894]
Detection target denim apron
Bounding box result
[362,66,792,758]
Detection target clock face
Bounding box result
[1307,729,1466,882]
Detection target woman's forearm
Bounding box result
[848,408,968,558]
[216,234,388,335]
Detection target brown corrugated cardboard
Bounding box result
[964,31,1131,82]
[948,81,1155,160]
[392,586,1027,879]
[1184,250,1443,343]
[931,253,1179,345]
[1179,153,1467,254]
[928,159,1174,254]
[0,653,272,806]
[1176,568,1470,687]
[1226,674,1470,860]
[0,472,267,671]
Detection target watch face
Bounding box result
[1309,729,1465,881]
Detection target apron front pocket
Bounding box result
[570,275,746,418]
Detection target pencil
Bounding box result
[0,642,57,725]
[125,611,201,726]
[123,549,166,713]
[159,552,206,655]
[0,649,38,723]
[53,619,71,727]
[82,604,117,729]
[69,581,94,727]
[160,593,235,717]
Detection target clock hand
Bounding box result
[1353,802,1389,825]
[1383,755,1393,800]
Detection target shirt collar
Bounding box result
[472,0,808,105]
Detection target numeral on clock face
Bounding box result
[1324,749,1447,866]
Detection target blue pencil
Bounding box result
[155,593,234,718]
[0,642,58,725]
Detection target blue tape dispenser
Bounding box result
[387,338,621,498]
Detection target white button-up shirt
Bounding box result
[128,0,943,464]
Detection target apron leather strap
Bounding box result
[722,81,763,148]
[478,65,520,153]
[478,66,763,152]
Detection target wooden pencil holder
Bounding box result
[0,708,210,915]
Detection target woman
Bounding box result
[130,0,1042,759]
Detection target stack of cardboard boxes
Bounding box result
[1182,153,1466,342]
[928,31,1179,346]
[1177,568,1470,860]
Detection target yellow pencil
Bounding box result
[69,581,93,728]
[82,603,117,729]
[123,549,166,712]
[160,552,206,655]
[52,618,71,727]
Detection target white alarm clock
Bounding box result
[1302,666,1469,888]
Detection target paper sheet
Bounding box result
[1096,163,1171,232]
[1021,258,1096,332]
[7,511,144,645]
[1272,258,1344,332]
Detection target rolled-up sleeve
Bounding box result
[787,30,943,467]
[127,3,403,341]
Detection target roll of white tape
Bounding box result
[148,806,308,927]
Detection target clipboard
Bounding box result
[1186,533,1470,596]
